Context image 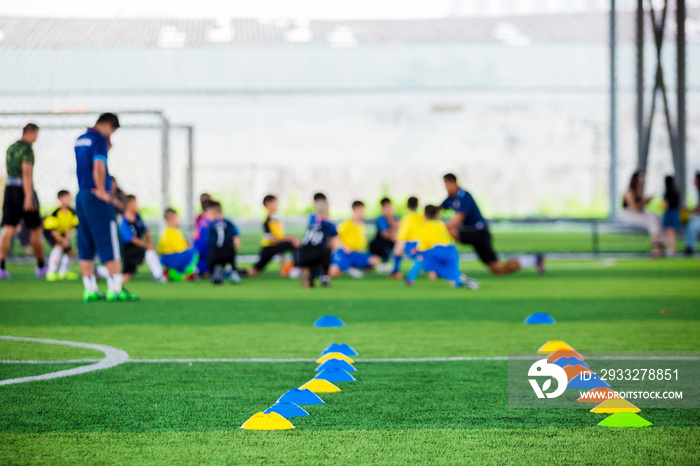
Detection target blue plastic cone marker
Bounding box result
[315,359,357,373]
[277,388,325,405]
[314,368,356,383]
[264,402,309,418]
[524,312,556,325]
[552,357,589,369]
[321,343,358,357]
[567,373,611,389]
[314,315,345,328]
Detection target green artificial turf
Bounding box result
[0,259,699,464]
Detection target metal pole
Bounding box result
[677,0,687,204]
[160,114,170,214]
[186,126,195,231]
[636,0,645,171]
[609,0,618,220]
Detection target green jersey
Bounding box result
[6,140,34,179]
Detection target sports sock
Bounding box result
[59,255,72,275]
[37,259,46,268]
[82,275,99,292]
[0,259,5,270]
[96,265,110,279]
[48,247,63,273]
[145,249,164,279]
[517,254,537,269]
[392,255,402,274]
[107,273,124,294]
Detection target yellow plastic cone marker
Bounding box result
[299,379,341,393]
[316,352,354,365]
[537,340,574,354]
[591,398,641,414]
[240,412,295,430]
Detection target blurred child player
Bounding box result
[329,200,381,278]
[193,193,213,276]
[369,197,398,274]
[207,201,242,285]
[405,205,480,290]
[119,195,166,283]
[247,195,300,278]
[297,200,338,288]
[158,208,198,281]
[43,190,79,281]
[391,196,423,279]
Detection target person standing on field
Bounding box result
[0,123,46,279]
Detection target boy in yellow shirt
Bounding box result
[405,205,480,290]
[390,196,424,279]
[247,194,300,278]
[44,190,79,281]
[158,208,198,280]
[329,201,382,279]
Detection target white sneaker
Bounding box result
[229,270,242,284]
[347,267,364,279]
[288,267,302,279]
[461,274,480,291]
[376,262,393,275]
[155,275,168,283]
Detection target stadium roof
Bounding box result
[2,10,697,48]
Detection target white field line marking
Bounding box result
[2,356,698,364]
[0,336,129,386]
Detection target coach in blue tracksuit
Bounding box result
[75,113,137,302]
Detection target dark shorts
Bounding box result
[369,236,395,262]
[458,227,498,265]
[122,243,146,275]
[296,246,331,274]
[1,186,41,229]
[44,229,73,253]
[253,241,295,271]
[209,246,236,270]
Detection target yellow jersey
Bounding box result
[158,226,189,255]
[261,216,285,247]
[338,219,367,252]
[43,207,79,235]
[417,220,454,251]
[397,211,424,242]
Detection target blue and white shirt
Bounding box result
[440,189,487,230]
[75,128,111,192]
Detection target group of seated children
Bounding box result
[40,186,478,290]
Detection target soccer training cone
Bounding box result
[314,315,345,327]
[321,343,358,357]
[577,387,619,403]
[537,340,574,354]
[524,312,556,324]
[314,368,356,383]
[563,364,591,380]
[567,373,611,389]
[240,412,294,430]
[552,357,589,369]
[597,412,652,428]
[591,398,641,414]
[316,352,354,365]
[299,379,341,393]
[277,388,324,405]
[315,359,356,373]
[264,402,309,418]
[546,349,585,362]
